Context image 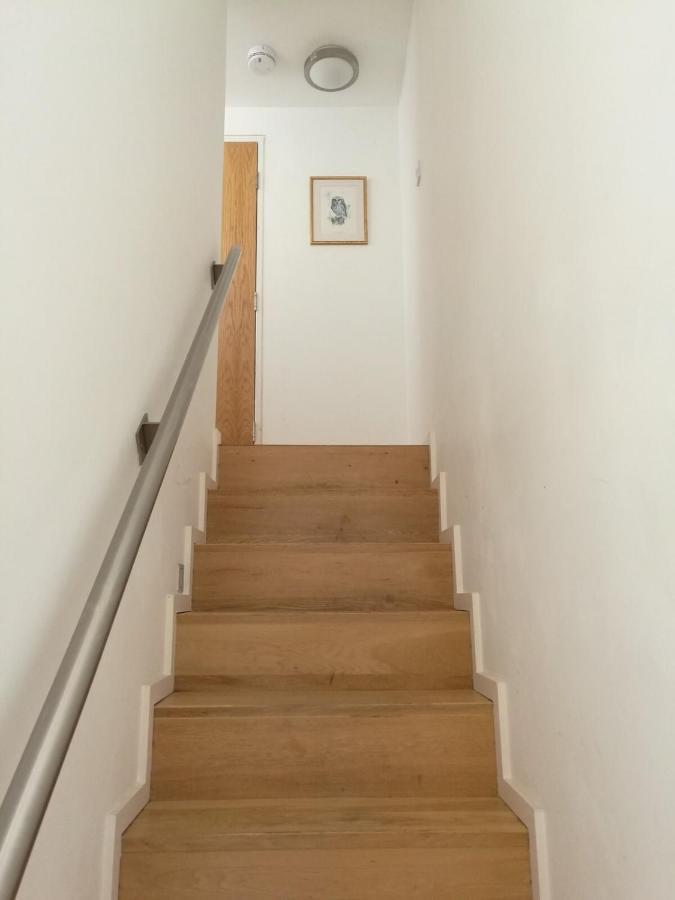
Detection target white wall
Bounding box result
[399,2,675,897]
[0,2,227,897]
[225,106,408,444]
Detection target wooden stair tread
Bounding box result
[151,689,497,800]
[120,850,530,900]
[217,445,430,492]
[177,609,464,623]
[120,797,530,899]
[156,688,489,717]
[195,541,449,552]
[210,487,437,498]
[192,542,454,611]
[174,608,471,691]
[123,797,527,853]
[206,489,439,544]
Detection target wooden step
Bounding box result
[150,690,496,801]
[206,488,439,543]
[120,846,530,899]
[119,440,531,895]
[119,798,531,899]
[192,542,453,611]
[218,444,431,491]
[174,611,471,691]
[123,796,527,852]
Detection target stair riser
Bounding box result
[218,445,431,491]
[192,545,453,611]
[207,492,439,543]
[120,847,531,900]
[175,614,472,689]
[150,709,497,801]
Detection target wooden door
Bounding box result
[217,142,258,444]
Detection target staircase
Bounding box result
[119,446,531,899]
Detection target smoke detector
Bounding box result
[248,45,277,75]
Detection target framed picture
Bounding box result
[310,176,368,245]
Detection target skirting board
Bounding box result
[451,560,551,900]
[99,591,184,900]
[100,428,220,900]
[426,433,550,899]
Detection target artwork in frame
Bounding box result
[310,176,368,245]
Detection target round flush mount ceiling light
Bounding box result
[248,45,277,75]
[304,45,359,92]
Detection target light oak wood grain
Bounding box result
[120,846,530,899]
[118,444,532,898]
[218,444,431,490]
[192,542,454,611]
[217,142,257,444]
[155,688,484,715]
[123,796,528,853]
[120,798,530,898]
[206,488,439,543]
[150,690,497,801]
[174,611,471,690]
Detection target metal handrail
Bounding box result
[0,246,241,900]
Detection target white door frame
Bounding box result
[223,133,265,443]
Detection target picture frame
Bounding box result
[310,176,368,245]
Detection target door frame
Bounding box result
[223,134,265,443]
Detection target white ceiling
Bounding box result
[225,0,413,107]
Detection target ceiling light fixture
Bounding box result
[304,45,359,92]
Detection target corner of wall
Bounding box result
[429,453,551,900]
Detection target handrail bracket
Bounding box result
[135,413,160,465]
